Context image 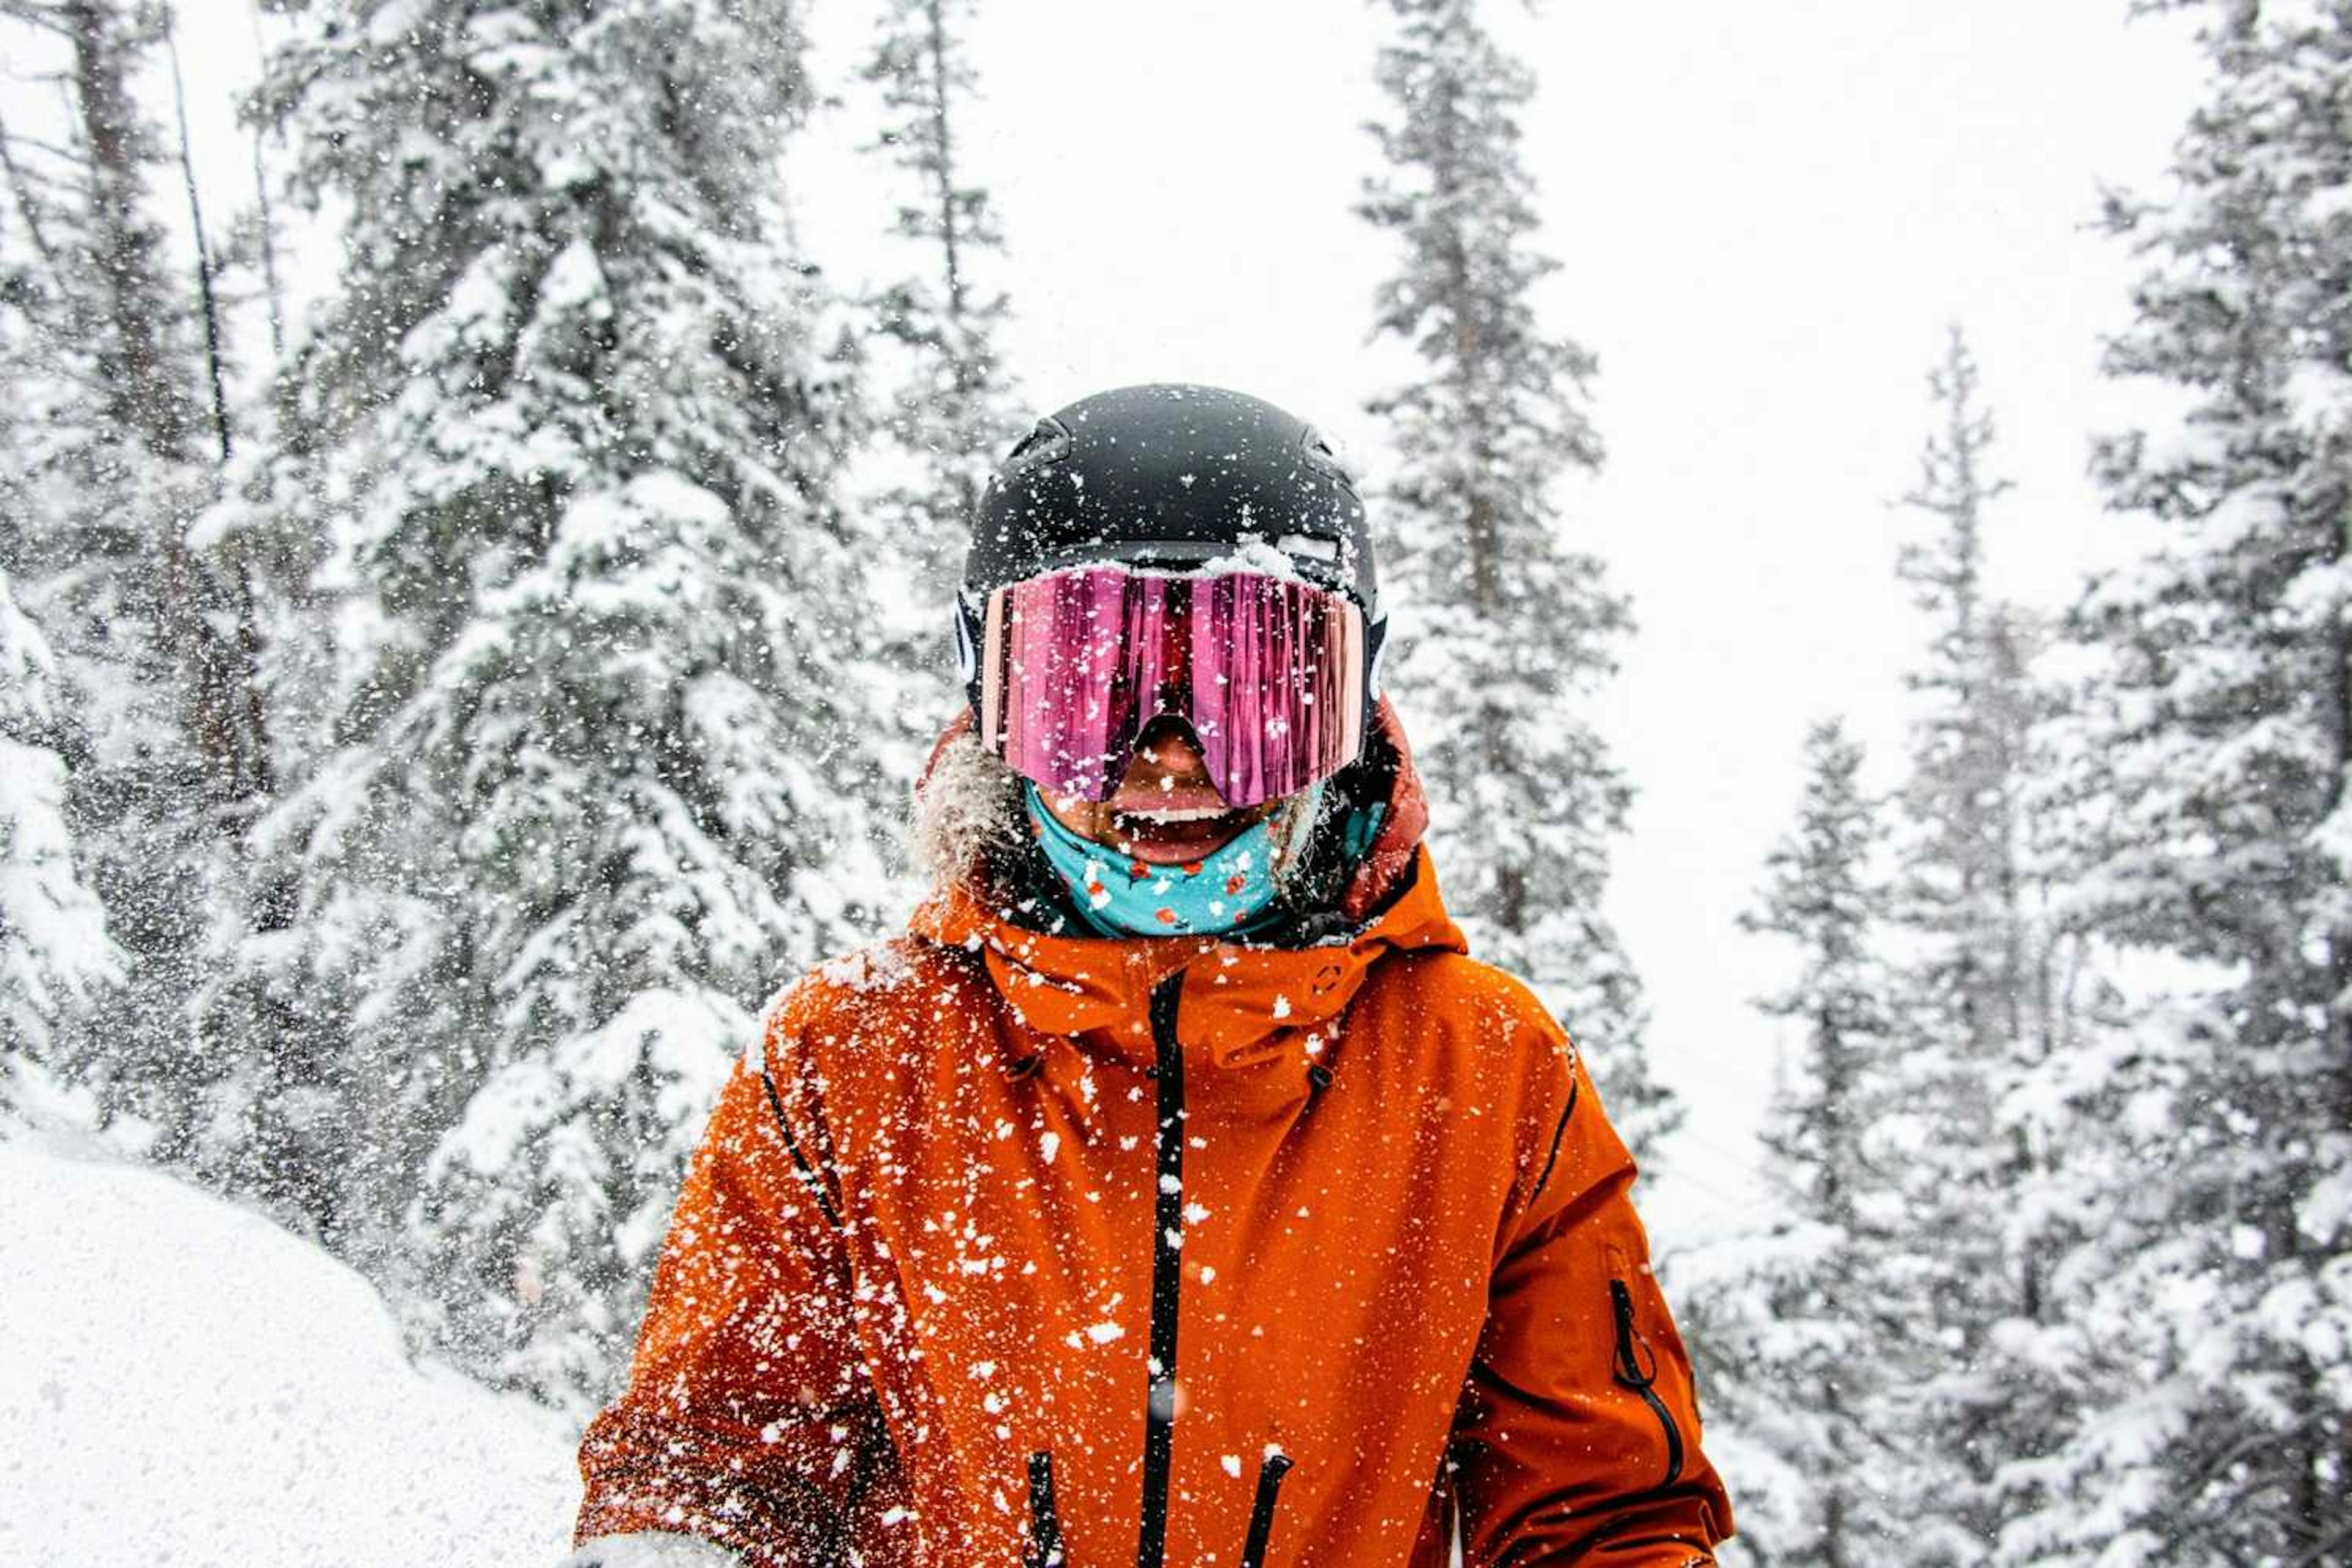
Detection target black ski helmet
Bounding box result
[956,383,1387,729]
[963,383,1378,607]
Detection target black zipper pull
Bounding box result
[1237,1450,1295,1568]
[1609,1278,1657,1387]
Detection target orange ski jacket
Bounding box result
[578,715,1731,1566]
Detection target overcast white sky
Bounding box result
[168,0,2217,1236]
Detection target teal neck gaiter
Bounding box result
[1024,783,1295,938]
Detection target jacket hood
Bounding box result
[907,698,1463,1082]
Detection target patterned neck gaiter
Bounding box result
[1023,783,1297,938]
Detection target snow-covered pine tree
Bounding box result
[858,0,1020,815]
[1877,328,2057,1558]
[1947,597,2139,1566]
[1682,719,1913,1565]
[863,0,1017,590]
[1357,0,1677,1159]
[1893,329,2035,1067]
[0,0,270,1150]
[0,0,268,809]
[250,0,883,1403]
[0,566,121,1116]
[175,0,401,1238]
[2012,2,2352,1558]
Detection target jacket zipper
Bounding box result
[1237,1450,1295,1568]
[1025,1449,1065,1568]
[1608,1278,1685,1490]
[1136,974,1188,1568]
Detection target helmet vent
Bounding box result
[1004,417,1074,478]
[1298,426,1354,491]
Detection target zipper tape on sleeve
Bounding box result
[1608,1278,1685,1490]
[761,1069,843,1231]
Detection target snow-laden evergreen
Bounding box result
[1891,330,2038,1073]
[1357,0,1678,1160]
[1684,336,2133,1567]
[1681,720,1913,1565]
[0,571,120,1110]
[240,0,885,1404]
[1879,330,2062,1558]
[0,0,268,1161]
[862,0,1020,595]
[856,0,1021,799]
[2008,2,2352,1556]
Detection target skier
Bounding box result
[564,385,1732,1566]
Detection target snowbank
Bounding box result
[0,1135,580,1567]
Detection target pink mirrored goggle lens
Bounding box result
[980,567,1366,809]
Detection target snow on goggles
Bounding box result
[963,565,1374,809]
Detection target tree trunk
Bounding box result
[65,0,268,812]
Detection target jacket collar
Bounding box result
[906,699,1464,1078]
[910,844,1464,1075]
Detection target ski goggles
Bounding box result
[960,565,1379,809]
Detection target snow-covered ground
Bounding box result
[0,1131,579,1567]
